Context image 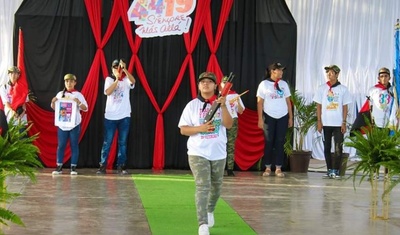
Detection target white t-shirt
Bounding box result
[313,83,352,127]
[368,85,394,128]
[54,90,88,131]
[178,98,232,161]
[104,76,135,120]
[0,83,29,124]
[226,93,245,119]
[256,79,291,118]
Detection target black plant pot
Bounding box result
[289,151,311,173]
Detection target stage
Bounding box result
[3,159,400,235]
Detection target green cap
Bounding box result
[324,65,340,73]
[198,72,217,83]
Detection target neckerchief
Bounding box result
[375,82,393,96]
[197,94,217,112]
[375,82,391,90]
[117,73,126,81]
[327,81,341,92]
[65,89,78,93]
[266,77,281,91]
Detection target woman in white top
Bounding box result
[50,74,88,175]
[257,62,293,177]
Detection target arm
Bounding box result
[119,60,136,85]
[257,96,264,129]
[220,97,233,129]
[286,97,293,127]
[105,78,119,96]
[50,97,57,110]
[73,97,88,112]
[316,103,322,133]
[180,120,214,136]
[341,104,348,133]
[237,98,244,114]
[123,68,136,85]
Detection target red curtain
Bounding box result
[25,0,265,170]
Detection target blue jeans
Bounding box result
[263,113,289,167]
[100,117,130,166]
[57,124,81,166]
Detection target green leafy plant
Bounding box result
[284,89,318,155]
[345,119,400,219]
[345,123,400,191]
[0,121,42,231]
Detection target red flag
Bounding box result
[11,28,29,112]
[350,98,372,135]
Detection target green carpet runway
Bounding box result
[133,174,256,235]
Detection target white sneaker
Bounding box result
[198,224,209,235]
[207,212,214,228]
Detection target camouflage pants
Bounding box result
[226,118,238,170]
[188,155,226,226]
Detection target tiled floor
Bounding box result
[2,160,400,235]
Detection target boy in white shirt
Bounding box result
[313,65,352,179]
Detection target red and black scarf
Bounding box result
[197,94,217,112]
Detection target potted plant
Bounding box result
[284,89,318,172]
[345,121,400,220]
[0,121,42,231]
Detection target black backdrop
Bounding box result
[13,0,296,169]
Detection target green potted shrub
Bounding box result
[0,121,42,230]
[345,120,400,220]
[284,89,318,172]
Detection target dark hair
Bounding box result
[264,69,271,79]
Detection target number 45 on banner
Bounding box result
[128,0,196,22]
[128,0,197,38]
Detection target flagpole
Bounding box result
[392,19,400,130]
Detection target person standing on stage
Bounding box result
[257,62,293,178]
[220,76,245,176]
[97,59,136,175]
[313,65,352,179]
[368,67,397,128]
[0,66,29,125]
[51,74,88,175]
[178,71,233,235]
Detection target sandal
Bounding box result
[262,169,271,176]
[275,169,285,177]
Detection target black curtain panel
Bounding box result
[13,0,296,169]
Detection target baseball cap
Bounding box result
[111,59,119,67]
[268,62,285,71]
[378,67,390,76]
[8,66,20,74]
[64,73,76,81]
[324,65,341,73]
[198,72,217,83]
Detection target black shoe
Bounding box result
[117,165,129,175]
[52,164,63,175]
[96,164,106,174]
[70,166,78,175]
[227,170,235,177]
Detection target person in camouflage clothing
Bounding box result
[220,76,245,176]
[178,71,233,235]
